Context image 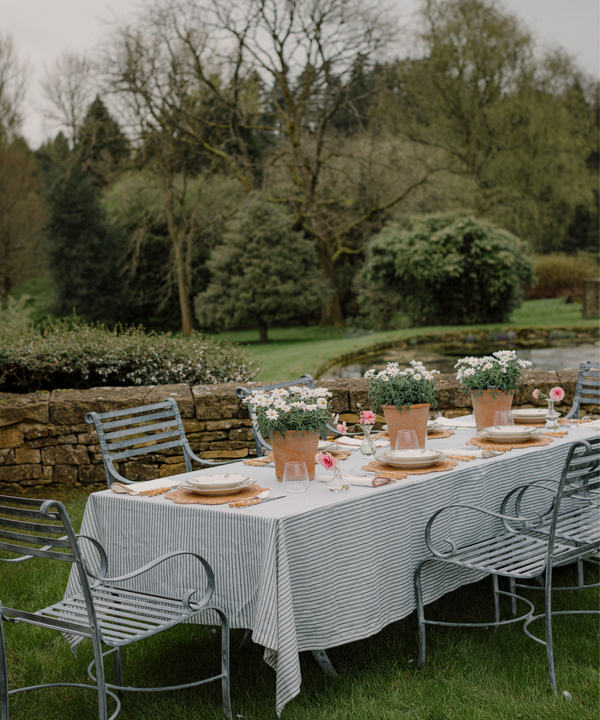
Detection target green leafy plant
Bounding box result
[455,350,531,396]
[366,361,439,412]
[246,385,333,438]
[0,316,258,392]
[358,213,535,326]
[527,253,599,300]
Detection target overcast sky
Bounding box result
[2,0,599,148]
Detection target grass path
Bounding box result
[208,299,599,381]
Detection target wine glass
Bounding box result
[282,461,310,494]
[394,429,419,452]
[493,411,514,428]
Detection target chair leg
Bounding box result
[0,611,9,720]
[311,650,338,678]
[215,610,232,720]
[509,578,517,618]
[113,647,123,689]
[577,558,584,590]
[545,569,557,694]
[414,560,428,667]
[492,575,500,633]
[91,635,109,720]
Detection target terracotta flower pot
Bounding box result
[383,403,430,449]
[270,430,320,481]
[470,389,514,431]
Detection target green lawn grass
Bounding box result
[208,299,599,381]
[1,486,598,720]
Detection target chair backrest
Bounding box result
[0,494,99,634]
[86,398,191,486]
[236,375,316,456]
[567,361,600,419]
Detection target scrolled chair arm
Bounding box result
[84,549,216,610]
[424,503,541,559]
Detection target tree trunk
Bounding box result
[315,238,344,327]
[258,321,268,343]
[164,182,193,336]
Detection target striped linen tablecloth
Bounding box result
[64,424,596,715]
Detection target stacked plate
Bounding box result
[427,419,442,434]
[178,473,254,496]
[477,425,542,444]
[511,408,550,424]
[376,448,447,469]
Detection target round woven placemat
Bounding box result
[466,435,554,453]
[427,429,455,439]
[165,483,268,505]
[361,458,458,478]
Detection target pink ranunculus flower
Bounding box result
[336,421,347,434]
[532,389,540,400]
[360,410,376,425]
[316,452,337,470]
[549,386,564,402]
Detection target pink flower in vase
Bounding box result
[532,389,540,400]
[316,452,337,470]
[336,421,348,434]
[360,410,376,425]
[549,386,564,402]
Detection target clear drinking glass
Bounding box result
[394,429,419,452]
[282,461,310,494]
[493,411,514,427]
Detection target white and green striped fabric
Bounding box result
[65,425,597,715]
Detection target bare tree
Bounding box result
[0,33,29,142]
[40,52,94,146]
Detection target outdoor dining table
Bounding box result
[64,420,598,716]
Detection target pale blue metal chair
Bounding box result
[86,398,241,488]
[414,437,600,693]
[0,494,232,720]
[564,361,600,420]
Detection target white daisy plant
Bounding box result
[245,385,334,437]
[455,350,531,396]
[365,360,440,412]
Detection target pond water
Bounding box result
[321,342,600,379]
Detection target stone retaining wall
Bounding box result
[0,369,586,490]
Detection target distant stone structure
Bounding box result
[0,370,587,490]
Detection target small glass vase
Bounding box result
[360,425,377,456]
[545,399,560,431]
[327,464,350,492]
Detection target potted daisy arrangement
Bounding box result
[365,361,440,448]
[245,385,333,480]
[455,350,532,430]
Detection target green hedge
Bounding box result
[0,316,259,392]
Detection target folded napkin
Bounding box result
[571,419,600,431]
[436,416,477,429]
[318,473,394,487]
[110,477,182,495]
[334,436,388,448]
[443,447,502,460]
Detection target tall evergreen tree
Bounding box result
[45,159,125,321]
[79,96,130,187]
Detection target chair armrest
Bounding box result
[86,550,216,610]
[77,535,109,580]
[184,440,244,467]
[424,503,541,558]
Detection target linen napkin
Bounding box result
[334,436,388,448]
[318,473,394,487]
[571,419,600,431]
[110,477,183,495]
[443,447,502,460]
[436,416,477,429]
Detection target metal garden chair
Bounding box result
[0,494,232,720]
[414,437,600,694]
[236,374,359,458]
[86,398,241,488]
[564,361,600,420]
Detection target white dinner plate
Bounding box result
[178,473,254,494]
[478,426,541,444]
[511,409,550,423]
[376,449,446,469]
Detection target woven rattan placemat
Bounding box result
[466,435,554,453]
[165,483,267,505]
[427,429,455,439]
[361,458,458,478]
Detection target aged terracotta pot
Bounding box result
[270,430,320,481]
[470,389,514,431]
[383,403,430,449]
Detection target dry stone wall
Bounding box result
[0,369,585,490]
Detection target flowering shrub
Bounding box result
[365,361,440,412]
[246,385,333,437]
[533,387,565,403]
[0,317,259,392]
[456,350,531,396]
